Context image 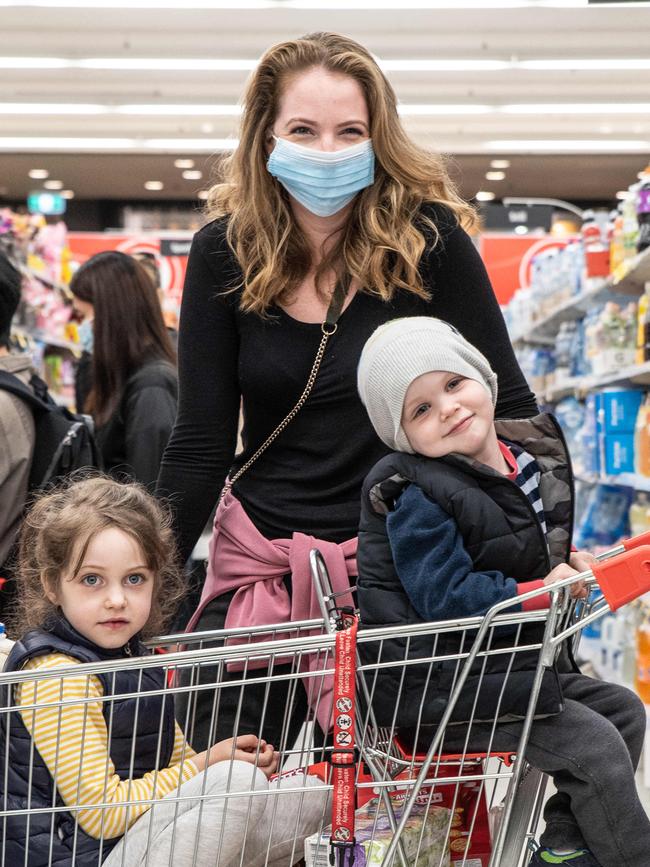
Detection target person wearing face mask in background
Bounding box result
[157,31,541,752]
[71,251,178,489]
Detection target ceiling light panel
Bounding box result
[0,0,594,6]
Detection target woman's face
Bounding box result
[272,66,370,152]
[73,297,94,321]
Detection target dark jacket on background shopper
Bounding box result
[0,354,36,567]
[97,357,178,489]
[357,413,574,728]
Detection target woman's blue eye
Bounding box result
[126,574,145,586]
[343,128,363,136]
[82,574,100,587]
[291,126,312,135]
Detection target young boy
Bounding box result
[356,316,649,867]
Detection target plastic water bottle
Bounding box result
[0,622,14,670]
[637,175,650,254]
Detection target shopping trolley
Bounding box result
[306,533,650,867]
[1,535,649,867]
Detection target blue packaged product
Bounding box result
[554,397,586,456]
[574,483,633,549]
[584,392,600,435]
[599,389,644,433]
[601,432,635,474]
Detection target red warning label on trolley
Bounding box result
[330,613,358,854]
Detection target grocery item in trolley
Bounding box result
[305,796,452,867]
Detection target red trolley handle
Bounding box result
[623,531,650,553]
[592,544,650,612]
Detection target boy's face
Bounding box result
[401,370,498,462]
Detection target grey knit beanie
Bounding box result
[357,317,498,453]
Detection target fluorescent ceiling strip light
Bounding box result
[283,0,585,6]
[3,55,650,72]
[502,103,650,113]
[520,59,650,70]
[386,59,510,71]
[0,0,591,6]
[0,0,275,6]
[116,104,242,115]
[398,104,493,115]
[485,139,650,151]
[78,58,257,71]
[0,101,517,116]
[144,138,239,149]
[0,137,239,151]
[0,103,108,114]
[2,101,648,116]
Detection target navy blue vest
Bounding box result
[357,413,574,730]
[0,616,176,867]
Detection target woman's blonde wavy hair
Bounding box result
[206,31,475,315]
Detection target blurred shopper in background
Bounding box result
[0,252,35,572]
[71,251,177,488]
[158,31,538,750]
[133,251,179,349]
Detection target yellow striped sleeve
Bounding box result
[17,653,199,840]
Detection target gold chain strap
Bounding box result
[220,320,338,502]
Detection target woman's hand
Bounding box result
[543,562,587,600]
[192,734,279,776]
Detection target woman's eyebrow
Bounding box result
[284,116,318,127]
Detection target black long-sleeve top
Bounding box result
[98,358,178,490]
[158,203,538,564]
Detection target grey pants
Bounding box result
[442,673,648,867]
[103,761,330,867]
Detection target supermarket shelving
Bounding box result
[574,470,650,492]
[511,246,650,346]
[543,361,650,403]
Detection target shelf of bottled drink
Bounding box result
[573,470,650,493]
[540,361,650,404]
[511,246,650,346]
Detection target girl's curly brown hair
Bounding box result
[10,474,186,641]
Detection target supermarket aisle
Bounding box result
[502,164,650,836]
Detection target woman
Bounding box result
[157,32,538,750]
[71,251,177,489]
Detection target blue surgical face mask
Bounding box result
[267,136,375,217]
[79,318,94,354]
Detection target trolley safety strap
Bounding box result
[330,610,358,867]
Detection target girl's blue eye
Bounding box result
[413,403,429,418]
[82,574,100,587]
[126,574,145,586]
[447,377,464,390]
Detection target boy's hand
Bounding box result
[543,562,587,600]
[569,550,598,574]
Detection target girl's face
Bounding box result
[271,66,370,153]
[45,526,154,650]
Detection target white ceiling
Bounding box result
[1,1,650,204]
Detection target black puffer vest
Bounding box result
[0,616,176,867]
[357,413,574,729]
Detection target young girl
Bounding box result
[0,476,328,867]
